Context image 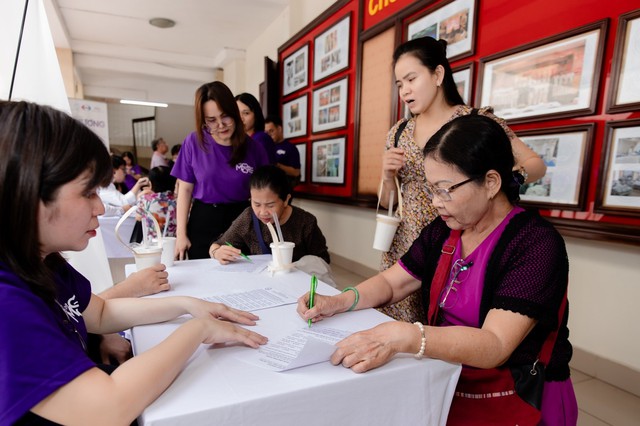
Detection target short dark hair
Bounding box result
[194,81,247,165]
[112,155,125,170]
[393,37,464,107]
[0,101,111,302]
[423,114,519,203]
[235,92,265,132]
[250,165,291,201]
[264,115,282,127]
[170,144,181,156]
[151,138,164,151]
[148,166,176,193]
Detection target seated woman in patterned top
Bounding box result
[209,165,330,266]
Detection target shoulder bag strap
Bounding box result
[427,229,462,326]
[252,211,271,254]
[538,290,568,365]
[394,119,409,148]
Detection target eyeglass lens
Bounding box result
[439,259,473,309]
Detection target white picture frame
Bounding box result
[282,44,309,96]
[311,137,345,184]
[296,143,306,183]
[283,95,307,139]
[312,77,348,133]
[313,15,351,82]
[407,0,477,61]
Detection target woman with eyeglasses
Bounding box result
[298,114,577,425]
[0,101,267,425]
[171,82,270,260]
[377,37,546,324]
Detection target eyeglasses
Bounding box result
[425,177,476,201]
[438,259,473,309]
[204,115,234,131]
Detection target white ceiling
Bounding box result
[44,0,293,105]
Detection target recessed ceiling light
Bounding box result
[120,99,168,108]
[149,17,175,29]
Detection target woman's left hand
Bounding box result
[187,298,260,326]
[331,321,417,373]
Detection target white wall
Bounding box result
[242,1,640,373]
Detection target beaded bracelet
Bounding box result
[413,321,426,359]
[342,287,359,312]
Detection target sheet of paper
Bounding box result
[210,256,270,273]
[238,325,353,371]
[201,287,297,312]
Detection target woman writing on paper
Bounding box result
[298,115,576,425]
[209,165,330,266]
[378,36,546,323]
[0,101,267,425]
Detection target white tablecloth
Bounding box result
[131,258,461,426]
[98,215,136,259]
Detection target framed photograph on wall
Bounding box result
[296,143,306,183]
[282,95,307,139]
[452,62,474,105]
[406,0,477,61]
[282,44,309,96]
[477,20,607,124]
[313,14,351,82]
[312,77,348,133]
[606,9,640,113]
[311,137,346,184]
[517,124,594,210]
[595,118,640,217]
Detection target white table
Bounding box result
[131,258,461,426]
[98,215,136,259]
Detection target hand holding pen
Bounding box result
[209,242,252,264]
[308,275,317,328]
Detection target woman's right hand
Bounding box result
[296,291,352,325]
[193,317,267,348]
[175,234,191,260]
[381,147,405,181]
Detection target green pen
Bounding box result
[308,274,317,328]
[225,242,252,262]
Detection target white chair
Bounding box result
[62,227,114,294]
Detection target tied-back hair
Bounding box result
[235,92,266,132]
[0,101,112,303]
[250,165,291,202]
[393,36,464,107]
[148,166,177,193]
[194,81,247,165]
[423,114,521,203]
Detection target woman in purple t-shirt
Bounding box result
[0,101,267,425]
[297,115,577,425]
[172,82,270,260]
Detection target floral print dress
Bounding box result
[136,191,177,239]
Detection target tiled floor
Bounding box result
[331,263,640,426]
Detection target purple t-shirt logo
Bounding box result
[236,163,254,174]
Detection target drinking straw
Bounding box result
[388,190,394,217]
[272,212,284,244]
[266,221,282,269]
[141,217,149,247]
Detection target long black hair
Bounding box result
[235,92,266,133]
[0,101,112,302]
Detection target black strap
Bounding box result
[394,119,409,148]
[252,211,271,254]
[470,108,479,115]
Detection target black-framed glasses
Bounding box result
[438,259,473,309]
[425,177,476,201]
